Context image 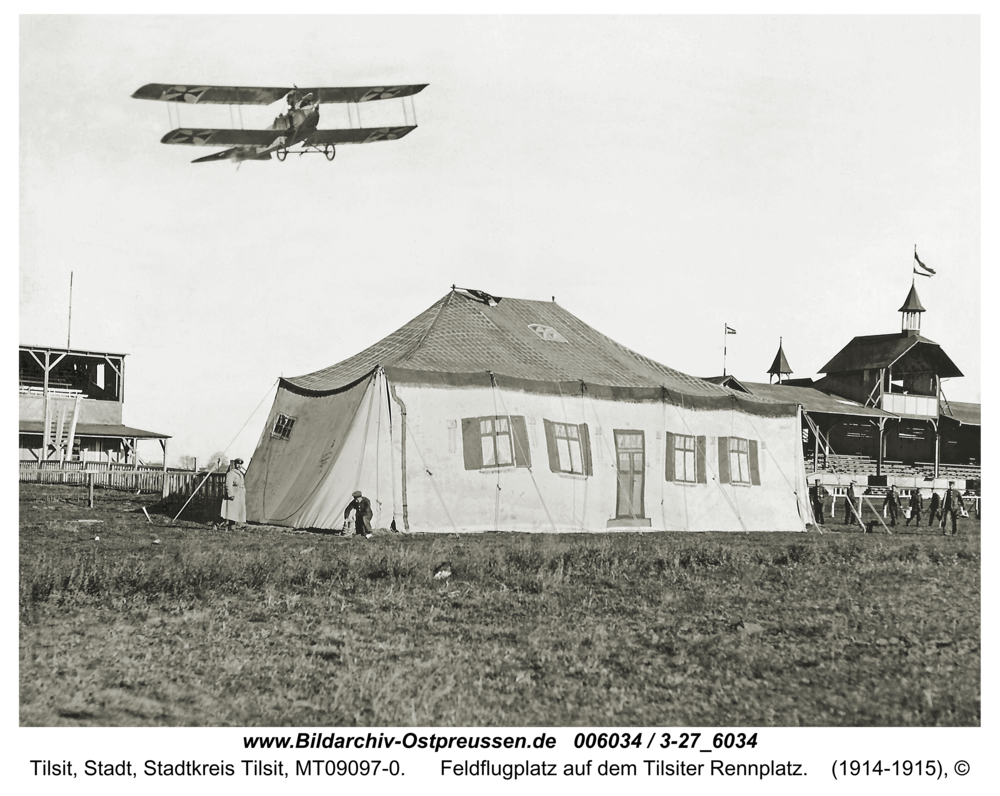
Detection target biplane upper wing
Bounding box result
[304,84,428,104]
[133,84,291,105]
[160,128,286,147]
[305,126,418,145]
[134,83,428,105]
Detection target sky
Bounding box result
[18,15,981,468]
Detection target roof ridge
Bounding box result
[395,290,455,367]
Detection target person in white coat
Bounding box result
[221,458,246,529]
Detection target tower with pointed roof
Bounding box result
[899,280,926,337]
[767,338,792,384]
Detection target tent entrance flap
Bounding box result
[286,370,399,530]
[246,375,392,528]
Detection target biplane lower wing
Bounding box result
[161,126,417,148]
[305,126,417,144]
[161,128,289,147]
[191,149,272,163]
[134,83,428,105]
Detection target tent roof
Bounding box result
[740,382,894,418]
[19,421,170,439]
[819,333,963,377]
[286,289,766,401]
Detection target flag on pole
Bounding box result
[725,325,737,335]
[914,247,936,277]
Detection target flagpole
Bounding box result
[723,323,727,377]
[67,271,73,349]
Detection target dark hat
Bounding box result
[352,490,362,498]
[233,458,244,465]
[948,480,955,485]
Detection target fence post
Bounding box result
[88,472,95,509]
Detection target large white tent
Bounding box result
[245,289,812,532]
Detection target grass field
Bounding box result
[19,483,980,727]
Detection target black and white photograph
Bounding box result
[16,11,984,793]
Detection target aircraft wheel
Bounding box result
[277,148,288,162]
[325,145,336,162]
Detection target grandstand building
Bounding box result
[18,344,170,465]
[704,282,980,492]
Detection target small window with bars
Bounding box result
[272,413,296,440]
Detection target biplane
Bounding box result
[132,83,428,163]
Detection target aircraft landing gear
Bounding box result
[325,145,336,162]
[276,147,288,162]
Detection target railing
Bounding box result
[809,454,980,482]
[880,392,938,418]
[18,462,226,501]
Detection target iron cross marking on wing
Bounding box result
[160,86,211,103]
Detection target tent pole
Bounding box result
[171,459,222,523]
[388,385,410,531]
[861,493,892,534]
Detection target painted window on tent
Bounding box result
[716,436,760,486]
[664,432,707,484]
[729,437,751,484]
[461,416,531,470]
[271,413,296,440]
[527,324,569,343]
[543,420,593,475]
[482,417,512,467]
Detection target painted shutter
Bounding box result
[511,416,531,468]
[580,423,593,476]
[717,436,731,484]
[461,417,483,470]
[696,435,707,484]
[543,419,559,472]
[664,431,675,482]
[749,439,761,485]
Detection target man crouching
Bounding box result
[343,490,373,538]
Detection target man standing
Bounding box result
[221,458,246,530]
[343,490,373,538]
[927,490,942,526]
[905,488,923,526]
[885,485,899,527]
[809,478,825,525]
[844,480,859,525]
[940,481,966,536]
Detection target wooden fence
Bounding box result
[18,461,226,501]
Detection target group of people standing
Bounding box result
[810,478,971,535]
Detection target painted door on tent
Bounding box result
[614,430,645,519]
